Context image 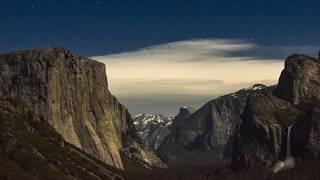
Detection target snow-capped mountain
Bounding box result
[133,114,173,150]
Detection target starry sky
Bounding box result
[1,0,319,56]
[1,0,319,115]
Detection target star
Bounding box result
[200,6,206,14]
[152,0,158,6]
[73,15,78,21]
[82,41,87,47]
[96,17,103,25]
[51,17,57,23]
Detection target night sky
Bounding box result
[1,0,319,56]
[1,0,319,115]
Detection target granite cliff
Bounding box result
[0,47,164,170]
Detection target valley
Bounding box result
[1,48,320,179]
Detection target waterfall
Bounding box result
[272,126,295,173]
[286,126,292,158]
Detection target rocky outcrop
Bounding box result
[274,54,320,105]
[233,54,320,169]
[133,114,173,150]
[0,47,164,170]
[157,85,267,166]
[171,107,196,128]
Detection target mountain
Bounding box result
[133,114,173,150]
[132,107,197,151]
[232,54,320,170]
[157,84,267,166]
[0,47,165,172]
[171,106,196,129]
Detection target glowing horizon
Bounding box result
[92,39,304,115]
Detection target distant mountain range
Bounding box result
[133,114,173,150]
[132,107,197,150]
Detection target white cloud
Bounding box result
[92,39,283,82]
[91,39,285,115]
[93,39,258,63]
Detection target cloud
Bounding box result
[92,39,283,83]
[106,78,276,115]
[108,79,276,97]
[228,45,319,60]
[91,39,307,115]
[93,39,259,63]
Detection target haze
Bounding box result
[93,39,286,115]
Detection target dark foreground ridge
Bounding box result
[0,97,124,179]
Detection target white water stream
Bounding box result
[272,126,295,173]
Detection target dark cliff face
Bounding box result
[0,47,164,170]
[172,107,196,128]
[157,85,267,166]
[233,54,320,169]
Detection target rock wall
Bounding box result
[0,47,164,169]
[275,54,320,105]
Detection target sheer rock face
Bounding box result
[275,54,320,105]
[157,85,266,166]
[0,47,164,169]
[233,54,320,169]
[303,106,320,157]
